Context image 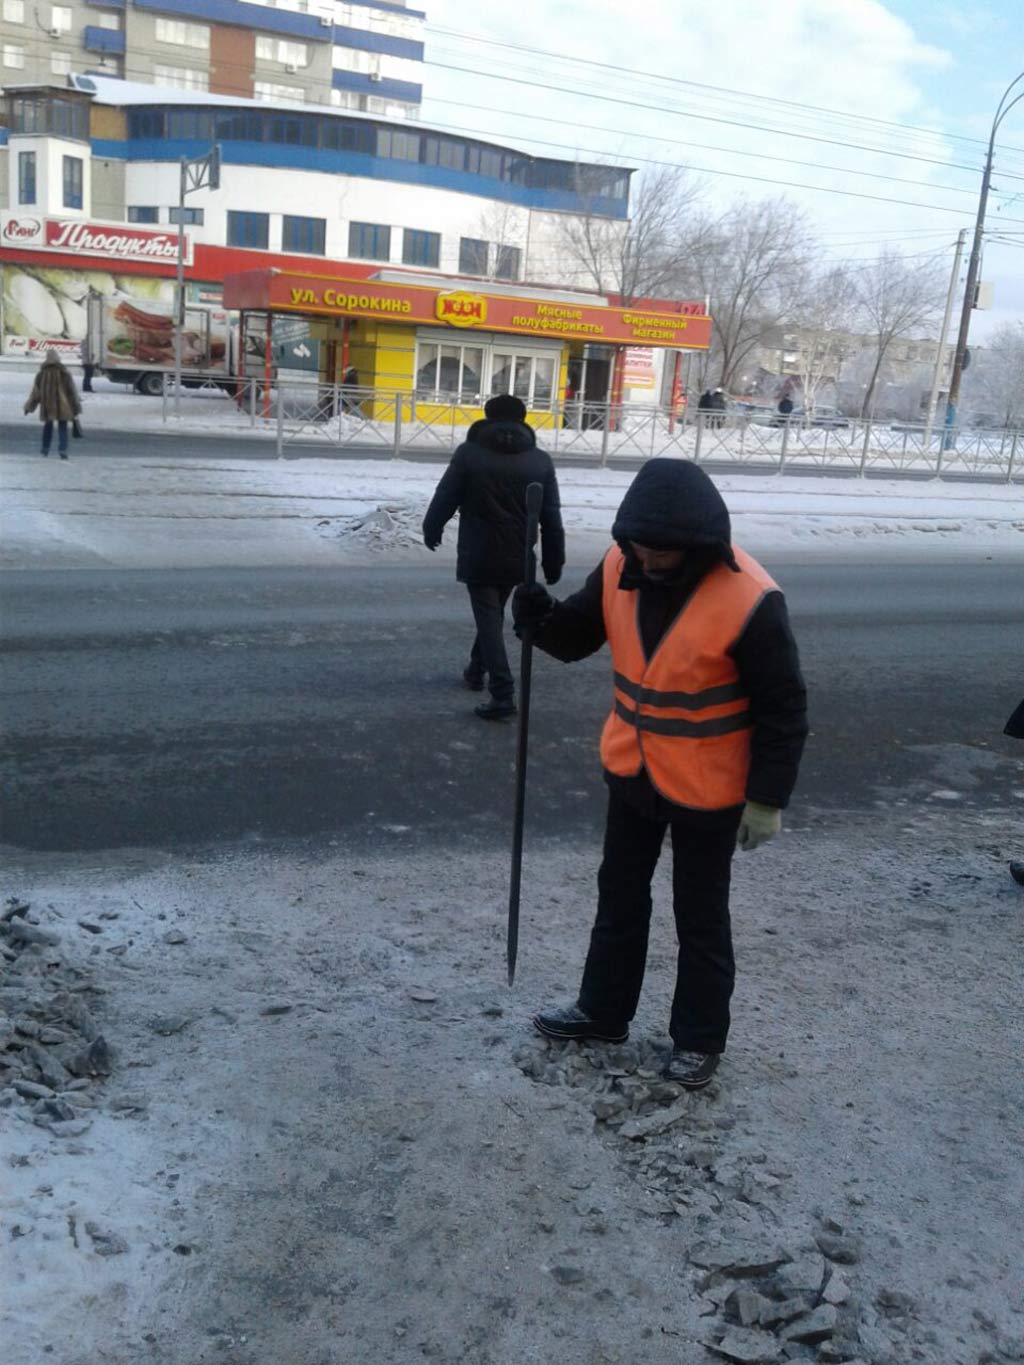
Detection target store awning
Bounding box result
[222,268,712,351]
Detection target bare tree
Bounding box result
[852,250,944,418]
[671,198,814,391]
[558,164,703,305]
[470,201,530,281]
[789,265,860,415]
[963,321,1024,428]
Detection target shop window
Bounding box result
[349,221,390,261]
[402,229,440,268]
[416,342,484,405]
[62,155,83,210]
[458,238,488,276]
[18,151,36,206]
[227,211,269,250]
[282,215,326,255]
[494,245,522,282]
[491,352,556,410]
[169,206,204,225]
[128,205,159,223]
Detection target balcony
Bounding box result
[83,26,126,53]
[133,0,330,42]
[331,70,421,104]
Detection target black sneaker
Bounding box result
[664,1049,721,1090]
[533,1003,628,1044]
[462,669,485,692]
[475,700,516,721]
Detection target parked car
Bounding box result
[791,405,850,429]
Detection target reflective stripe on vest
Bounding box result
[599,545,779,810]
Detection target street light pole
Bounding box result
[945,72,1024,439]
[174,156,187,421]
[923,228,966,452]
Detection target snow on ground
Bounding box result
[2,450,1023,572]
[3,798,1024,1365]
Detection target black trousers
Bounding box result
[577,791,740,1053]
[465,583,514,702]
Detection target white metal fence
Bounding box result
[246,379,1024,482]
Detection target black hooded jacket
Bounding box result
[531,460,808,824]
[423,420,565,585]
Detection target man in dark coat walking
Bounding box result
[512,459,807,1088]
[423,394,565,720]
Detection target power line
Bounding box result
[426,25,1024,161]
[424,95,991,200]
[418,112,1024,223]
[425,56,1024,183]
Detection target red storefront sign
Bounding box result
[225,269,712,350]
[1,212,190,265]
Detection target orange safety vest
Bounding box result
[599,545,778,811]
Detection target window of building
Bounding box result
[254,81,305,102]
[10,93,87,137]
[402,228,440,269]
[422,136,465,172]
[321,118,374,153]
[155,18,209,49]
[266,112,316,144]
[415,342,484,405]
[377,128,420,162]
[335,2,419,40]
[458,238,488,276]
[255,36,308,66]
[348,221,390,261]
[213,110,263,141]
[329,89,366,111]
[128,206,159,223]
[62,155,83,210]
[166,109,213,138]
[491,351,557,409]
[50,5,72,33]
[18,151,36,205]
[51,50,72,75]
[97,11,120,28]
[494,245,521,282]
[3,0,25,23]
[282,215,326,255]
[332,47,380,75]
[227,211,269,250]
[153,63,209,91]
[168,206,204,225]
[3,43,26,68]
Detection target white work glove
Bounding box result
[737,801,782,853]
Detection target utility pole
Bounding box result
[923,228,966,451]
[173,144,221,419]
[944,72,1024,443]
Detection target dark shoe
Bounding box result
[462,668,485,692]
[59,454,69,460]
[533,1003,628,1044]
[1011,861,1024,886]
[664,1049,721,1090]
[475,700,516,721]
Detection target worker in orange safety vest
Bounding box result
[512,459,808,1089]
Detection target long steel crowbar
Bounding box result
[506,480,544,986]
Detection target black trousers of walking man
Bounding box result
[577,791,740,1054]
[465,582,515,703]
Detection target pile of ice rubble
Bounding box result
[514,1036,1018,1365]
[1,896,114,1142]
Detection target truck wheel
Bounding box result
[136,372,165,397]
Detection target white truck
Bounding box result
[86,294,234,395]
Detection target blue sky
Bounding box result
[422,0,1024,337]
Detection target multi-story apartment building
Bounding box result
[1,0,424,119]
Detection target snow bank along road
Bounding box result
[2,512,1023,1360]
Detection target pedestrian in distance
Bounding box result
[777,393,794,420]
[423,393,565,721]
[80,332,95,393]
[697,388,714,414]
[512,459,808,1089]
[24,349,81,460]
[708,387,727,429]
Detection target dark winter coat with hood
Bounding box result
[529,459,808,825]
[24,355,81,423]
[423,420,565,586]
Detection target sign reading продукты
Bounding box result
[1,213,192,266]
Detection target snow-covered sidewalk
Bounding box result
[2,452,1022,571]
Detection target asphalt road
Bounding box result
[2,560,1022,854]
[2,420,1015,483]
